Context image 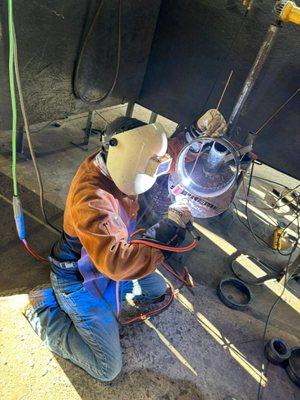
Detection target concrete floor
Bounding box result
[0,103,299,399]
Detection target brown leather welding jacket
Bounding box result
[59,133,186,281]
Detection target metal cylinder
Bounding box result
[228,23,280,132]
[205,142,227,171]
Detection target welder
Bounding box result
[24,109,226,382]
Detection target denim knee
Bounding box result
[94,355,122,382]
[143,272,168,299]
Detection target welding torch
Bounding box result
[186,221,201,241]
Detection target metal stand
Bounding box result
[125,101,135,117]
[149,112,158,124]
[16,126,24,155]
[71,111,104,151]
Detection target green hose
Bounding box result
[7,0,18,196]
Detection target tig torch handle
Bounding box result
[186,221,201,241]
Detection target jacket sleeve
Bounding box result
[167,132,186,173]
[71,190,164,281]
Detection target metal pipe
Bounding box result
[228,23,280,132]
[205,142,227,171]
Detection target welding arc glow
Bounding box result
[182,177,192,187]
[176,137,239,198]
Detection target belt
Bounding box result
[48,256,79,270]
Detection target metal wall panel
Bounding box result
[0,0,161,129]
[140,0,300,178]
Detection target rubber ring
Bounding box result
[264,338,291,365]
[217,278,253,310]
[286,347,300,387]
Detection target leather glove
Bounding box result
[167,201,193,228]
[141,204,192,258]
[143,218,186,248]
[185,109,227,144]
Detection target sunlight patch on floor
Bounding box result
[144,319,198,376]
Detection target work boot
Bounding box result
[118,287,173,324]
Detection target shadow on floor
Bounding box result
[52,356,206,400]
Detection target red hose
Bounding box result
[131,238,197,252]
[131,227,145,236]
[22,239,49,264]
[119,283,175,325]
[161,261,193,287]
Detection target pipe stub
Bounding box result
[217,278,253,310]
[264,338,291,365]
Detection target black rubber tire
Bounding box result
[217,278,252,311]
[264,338,291,365]
[286,347,300,387]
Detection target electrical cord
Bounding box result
[118,282,175,325]
[256,228,299,400]
[244,176,275,250]
[116,260,195,325]
[74,0,122,103]
[236,164,300,252]
[256,197,300,398]
[253,175,289,188]
[256,184,300,212]
[22,239,49,264]
[231,255,282,286]
[13,26,62,234]
[232,201,274,248]
[95,110,109,125]
[277,196,300,256]
[232,168,299,289]
[7,0,51,261]
[7,0,17,197]
[131,228,197,288]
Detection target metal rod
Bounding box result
[254,88,300,135]
[216,70,233,110]
[228,23,280,132]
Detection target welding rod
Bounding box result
[254,88,300,135]
[216,70,234,111]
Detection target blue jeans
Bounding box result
[25,260,167,382]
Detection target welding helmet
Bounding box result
[106,122,172,195]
